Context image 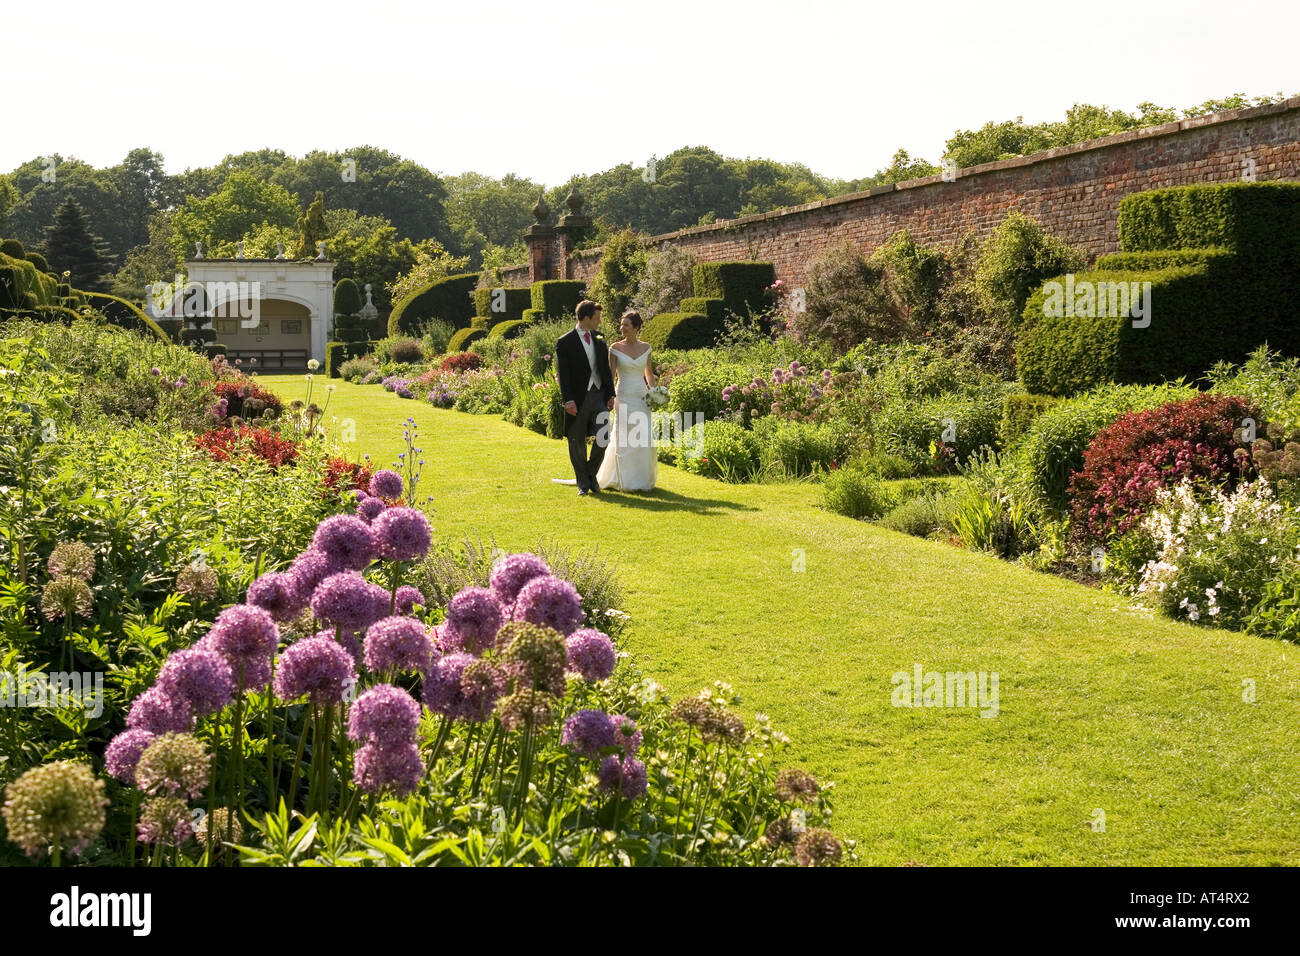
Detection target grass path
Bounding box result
[269,376,1300,865]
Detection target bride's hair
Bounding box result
[621,309,643,329]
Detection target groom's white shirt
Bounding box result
[576,323,601,391]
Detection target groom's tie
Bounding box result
[583,332,591,344]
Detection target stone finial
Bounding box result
[360,282,379,319]
[564,184,585,216]
[316,241,327,260]
[533,192,550,224]
[194,241,204,259]
[364,283,374,306]
[236,240,245,259]
[275,242,286,259]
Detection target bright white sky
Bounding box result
[5,0,1295,185]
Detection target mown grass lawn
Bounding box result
[268,376,1300,865]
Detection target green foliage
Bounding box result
[337,355,379,383]
[632,245,696,320]
[294,191,329,259]
[81,292,168,341]
[691,261,774,317]
[821,465,895,519]
[386,242,473,308]
[420,319,456,357]
[487,319,530,341]
[1093,247,1234,271]
[588,228,648,324]
[877,482,961,536]
[333,278,362,316]
[530,280,586,319]
[0,250,58,311]
[473,286,531,320]
[875,384,1017,472]
[171,170,301,262]
[975,210,1085,327]
[1116,182,1300,261]
[389,273,479,337]
[1,238,25,258]
[42,199,112,293]
[1013,381,1196,513]
[679,420,762,481]
[640,312,722,351]
[24,252,50,273]
[753,417,850,478]
[678,297,726,323]
[448,327,486,352]
[521,308,546,323]
[999,393,1061,448]
[795,242,907,351]
[326,341,369,378]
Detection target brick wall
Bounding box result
[506,97,1300,291]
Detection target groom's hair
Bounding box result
[575,300,597,321]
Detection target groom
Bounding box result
[556,300,616,496]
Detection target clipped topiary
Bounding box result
[448,326,486,352]
[388,272,479,337]
[24,252,51,274]
[1,238,25,259]
[640,311,722,350]
[691,261,775,316]
[530,280,586,319]
[334,277,363,317]
[487,318,530,340]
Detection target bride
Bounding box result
[596,310,658,492]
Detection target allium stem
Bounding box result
[287,706,309,811]
[426,716,452,773]
[470,721,499,799]
[230,668,246,849]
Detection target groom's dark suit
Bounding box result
[556,326,616,493]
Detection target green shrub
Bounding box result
[851,451,917,479]
[1093,247,1234,271]
[24,252,50,273]
[666,362,751,421]
[754,417,849,477]
[0,251,57,311]
[326,341,368,378]
[474,286,532,320]
[521,308,546,323]
[875,384,1016,472]
[388,272,479,336]
[0,238,24,259]
[1116,182,1300,262]
[338,355,378,383]
[448,326,486,352]
[588,229,648,323]
[821,465,895,519]
[531,280,586,319]
[333,277,363,316]
[420,318,455,356]
[633,245,696,319]
[876,479,962,536]
[683,420,762,481]
[692,261,775,316]
[975,210,1085,327]
[1014,381,1196,512]
[81,292,168,340]
[999,393,1061,448]
[641,311,723,350]
[679,297,727,323]
[487,318,530,340]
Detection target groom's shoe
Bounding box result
[578,487,591,496]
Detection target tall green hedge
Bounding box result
[531,280,586,319]
[0,252,57,311]
[487,318,530,340]
[1116,182,1300,262]
[1093,247,1234,271]
[388,272,479,336]
[678,296,727,323]
[81,292,169,340]
[691,261,775,316]
[448,326,486,352]
[474,286,532,320]
[640,311,722,350]
[327,341,369,378]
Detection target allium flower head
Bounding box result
[371,507,432,562]
[357,497,386,523]
[512,575,584,635]
[41,577,93,622]
[348,684,421,745]
[369,470,403,501]
[195,807,242,844]
[598,756,648,799]
[364,616,435,674]
[2,760,108,857]
[274,634,357,704]
[246,571,307,622]
[204,604,279,689]
[135,733,211,798]
[565,629,616,681]
[137,796,193,846]
[311,515,378,571]
[775,768,820,805]
[156,647,234,715]
[561,709,616,758]
[444,586,503,654]
[394,585,425,615]
[422,653,501,721]
[794,828,842,867]
[499,621,568,694]
[288,549,341,597]
[310,571,389,632]
[352,741,422,798]
[105,729,156,784]
[495,688,558,732]
[763,816,797,847]
[176,565,219,601]
[489,552,550,606]
[609,714,642,756]
[48,542,95,580]
[127,686,194,734]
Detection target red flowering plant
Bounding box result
[322,456,375,497]
[439,351,483,374]
[194,425,301,470]
[1067,394,1260,542]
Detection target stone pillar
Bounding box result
[555,185,592,280]
[525,193,555,283]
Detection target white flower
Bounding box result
[307,359,321,371]
[1209,606,1221,616]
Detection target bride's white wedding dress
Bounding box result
[596,346,658,492]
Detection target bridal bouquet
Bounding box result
[647,384,670,409]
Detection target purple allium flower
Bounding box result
[175,376,188,387]
[512,575,585,635]
[246,571,306,622]
[274,635,356,705]
[498,622,568,695]
[369,470,403,501]
[794,828,843,867]
[150,366,161,376]
[311,515,378,571]
[352,741,422,797]
[444,586,503,654]
[287,549,341,598]
[156,647,233,715]
[561,709,615,758]
[371,507,432,563]
[204,604,279,689]
[394,585,425,615]
[135,733,210,799]
[347,684,420,746]
[364,616,435,674]
[105,729,156,784]
[356,497,386,523]
[598,756,648,799]
[137,796,193,846]
[610,714,642,756]
[127,686,194,734]
[331,628,362,665]
[310,571,389,632]
[422,652,502,722]
[565,628,616,681]
[489,553,550,607]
